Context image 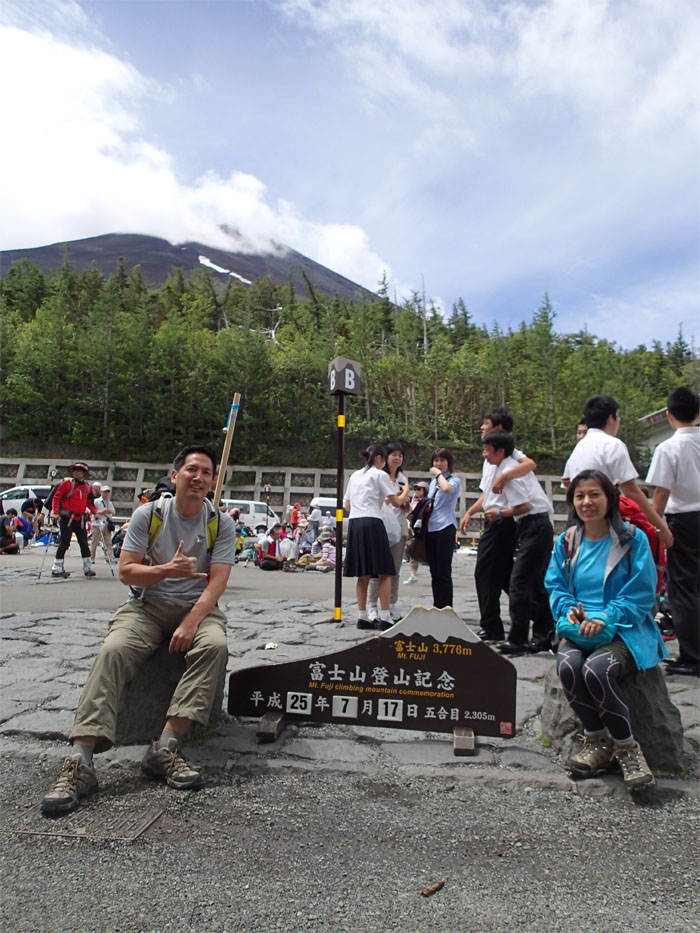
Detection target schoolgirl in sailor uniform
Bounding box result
[343,444,410,630]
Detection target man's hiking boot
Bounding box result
[613,740,655,790]
[83,558,96,577]
[566,733,614,777]
[141,738,202,789]
[41,754,98,815]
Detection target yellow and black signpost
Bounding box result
[328,356,361,624]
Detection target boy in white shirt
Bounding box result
[459,409,537,642]
[562,395,672,549]
[482,430,555,654]
[646,387,700,677]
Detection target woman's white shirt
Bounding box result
[386,469,409,533]
[344,467,397,520]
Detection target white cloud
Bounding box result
[0,4,395,293]
[0,0,696,347]
[281,0,699,142]
[506,0,700,140]
[278,0,698,344]
[581,270,699,349]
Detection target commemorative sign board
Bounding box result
[228,607,517,739]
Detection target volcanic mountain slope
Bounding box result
[0,233,376,303]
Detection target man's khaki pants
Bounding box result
[70,598,228,753]
[90,524,114,561]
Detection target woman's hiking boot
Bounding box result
[613,740,655,790]
[566,733,614,777]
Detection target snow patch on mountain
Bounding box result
[198,254,252,285]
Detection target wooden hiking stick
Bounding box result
[213,392,241,507]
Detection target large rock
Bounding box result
[541,664,688,774]
[115,645,224,746]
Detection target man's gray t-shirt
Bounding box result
[123,498,236,605]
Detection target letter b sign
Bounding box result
[328,357,361,396]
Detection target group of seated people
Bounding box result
[0,497,47,553]
[245,518,337,572]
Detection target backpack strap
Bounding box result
[147,494,171,551]
[562,525,578,592]
[609,510,634,548]
[57,479,77,514]
[147,494,220,555]
[204,499,220,554]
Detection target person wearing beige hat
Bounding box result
[90,485,116,563]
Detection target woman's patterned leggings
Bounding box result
[556,645,632,740]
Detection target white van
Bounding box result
[309,496,343,514]
[220,498,280,532]
[0,484,53,514]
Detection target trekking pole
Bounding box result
[97,528,116,577]
[37,470,58,580]
[213,392,241,507]
[37,520,56,580]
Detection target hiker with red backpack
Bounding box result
[50,462,98,578]
[545,469,666,792]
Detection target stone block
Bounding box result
[386,738,464,766]
[0,708,74,739]
[114,644,224,746]
[284,737,374,763]
[0,700,33,724]
[515,680,545,730]
[499,745,561,772]
[540,664,688,774]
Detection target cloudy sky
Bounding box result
[1,0,697,348]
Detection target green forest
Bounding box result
[1,257,697,472]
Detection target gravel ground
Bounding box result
[2,548,698,931]
[2,753,699,933]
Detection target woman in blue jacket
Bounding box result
[545,469,666,790]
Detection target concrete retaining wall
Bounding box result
[0,457,569,531]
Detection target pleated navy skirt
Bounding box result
[343,517,396,577]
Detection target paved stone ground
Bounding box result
[1,545,698,797]
[2,546,699,933]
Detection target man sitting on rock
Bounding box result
[41,445,236,816]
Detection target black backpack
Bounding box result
[147,476,176,501]
[43,480,76,514]
[408,497,434,539]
